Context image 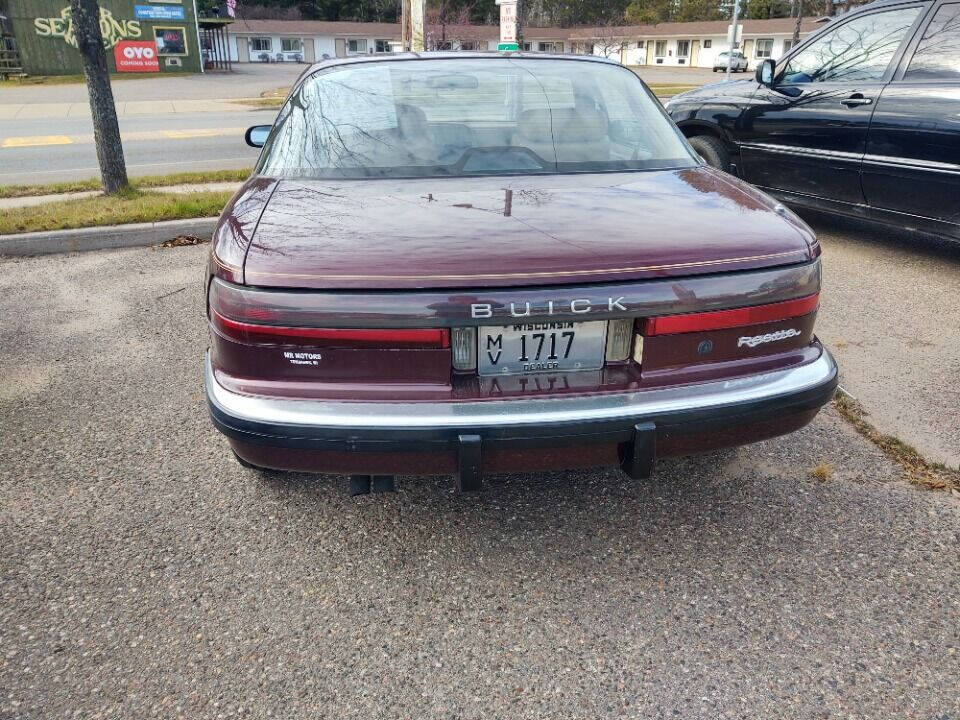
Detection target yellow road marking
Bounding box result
[2,135,73,148]
[1,127,247,148]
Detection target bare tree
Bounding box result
[591,21,628,59]
[70,0,128,194]
[425,1,475,49]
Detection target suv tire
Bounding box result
[688,135,731,172]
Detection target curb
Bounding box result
[0,217,218,257]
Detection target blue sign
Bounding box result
[135,5,186,20]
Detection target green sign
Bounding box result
[497,42,518,51]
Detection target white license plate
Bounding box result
[477,321,608,376]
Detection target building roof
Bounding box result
[229,16,821,40]
[230,18,402,37]
[568,16,821,39]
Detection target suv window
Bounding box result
[904,2,960,80]
[781,6,921,83]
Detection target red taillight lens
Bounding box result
[211,310,449,348]
[641,294,819,336]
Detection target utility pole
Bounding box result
[401,0,411,51]
[69,0,128,194]
[725,0,741,82]
[401,0,425,51]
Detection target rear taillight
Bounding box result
[211,310,449,348]
[209,279,449,349]
[641,294,819,336]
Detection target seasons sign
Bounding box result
[34,7,142,50]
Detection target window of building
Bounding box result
[636,40,645,49]
[347,39,368,54]
[375,39,393,53]
[281,38,302,53]
[538,41,563,52]
[250,37,271,52]
[703,39,712,48]
[755,38,774,58]
[154,27,187,56]
[676,40,690,56]
[783,6,921,83]
[782,39,795,53]
[655,40,667,56]
[521,42,532,51]
[905,2,960,80]
[460,41,478,51]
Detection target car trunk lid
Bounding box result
[240,168,814,290]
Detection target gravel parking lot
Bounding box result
[1,226,958,719]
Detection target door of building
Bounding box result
[237,37,249,63]
[335,38,346,58]
[303,37,316,63]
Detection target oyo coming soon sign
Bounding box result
[114,40,160,72]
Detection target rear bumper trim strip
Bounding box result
[205,348,837,442]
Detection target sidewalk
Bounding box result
[0,181,242,211]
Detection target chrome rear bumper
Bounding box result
[205,347,837,484]
[205,349,836,431]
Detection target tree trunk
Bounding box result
[792,0,803,46]
[69,0,129,194]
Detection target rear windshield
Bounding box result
[256,57,696,179]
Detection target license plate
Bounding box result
[477,321,607,376]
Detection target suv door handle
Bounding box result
[840,94,873,107]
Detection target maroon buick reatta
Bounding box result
[205,53,837,494]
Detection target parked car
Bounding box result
[206,53,837,494]
[713,50,749,72]
[666,0,960,242]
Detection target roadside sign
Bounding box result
[497,0,518,51]
[726,24,743,46]
[135,4,186,20]
[114,40,160,72]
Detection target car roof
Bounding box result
[298,50,620,78]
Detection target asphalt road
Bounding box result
[1,229,958,718]
[811,213,960,468]
[0,63,305,103]
[0,109,273,184]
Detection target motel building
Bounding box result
[0,3,820,79]
[222,16,819,70]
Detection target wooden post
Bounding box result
[69,0,128,194]
[401,0,412,51]
[410,0,425,52]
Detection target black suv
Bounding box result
[665,0,960,242]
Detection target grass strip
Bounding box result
[834,393,959,493]
[0,188,232,235]
[231,97,285,109]
[0,169,250,200]
[1,72,193,87]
